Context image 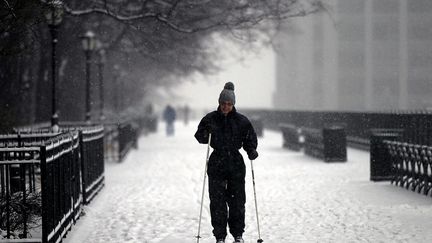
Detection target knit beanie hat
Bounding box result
[218,82,236,105]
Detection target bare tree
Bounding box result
[0,0,323,130]
[44,0,323,77]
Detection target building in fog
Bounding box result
[273,0,432,111]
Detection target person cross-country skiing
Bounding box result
[195,82,259,243]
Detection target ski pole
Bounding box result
[196,133,212,243]
[250,159,263,243]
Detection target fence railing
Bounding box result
[79,126,105,204]
[241,109,432,150]
[40,132,81,243]
[242,109,432,197]
[0,146,41,241]
[15,123,106,204]
[118,122,138,162]
[385,141,432,196]
[1,115,153,241]
[0,132,81,243]
[103,121,139,162]
[103,124,119,162]
[0,124,106,242]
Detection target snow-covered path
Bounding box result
[64,121,432,243]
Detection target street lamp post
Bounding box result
[44,0,63,132]
[113,64,120,114]
[120,72,125,111]
[96,41,106,121]
[80,30,96,123]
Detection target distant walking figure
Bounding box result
[184,104,190,126]
[194,82,258,243]
[163,105,176,136]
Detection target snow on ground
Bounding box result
[63,121,432,243]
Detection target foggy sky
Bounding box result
[175,46,275,111]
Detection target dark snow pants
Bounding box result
[207,150,246,240]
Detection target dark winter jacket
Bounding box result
[163,105,176,123]
[194,107,258,158]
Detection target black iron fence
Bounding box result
[242,109,432,197]
[0,132,81,243]
[241,109,432,150]
[0,125,106,242]
[19,119,142,163]
[103,120,139,162]
[118,122,138,162]
[103,124,119,162]
[40,132,81,243]
[385,140,432,196]
[0,115,149,241]
[79,126,105,204]
[15,123,106,203]
[0,146,41,240]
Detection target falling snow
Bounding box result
[63,121,432,243]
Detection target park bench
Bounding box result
[279,123,302,151]
[369,130,402,181]
[302,125,347,162]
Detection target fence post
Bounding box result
[79,130,87,204]
[40,145,48,243]
[18,133,29,238]
[10,133,21,194]
[6,162,10,238]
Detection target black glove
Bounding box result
[205,123,216,134]
[248,150,258,160]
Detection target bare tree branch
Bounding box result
[48,0,323,34]
[60,1,195,33]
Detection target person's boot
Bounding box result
[233,236,244,243]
